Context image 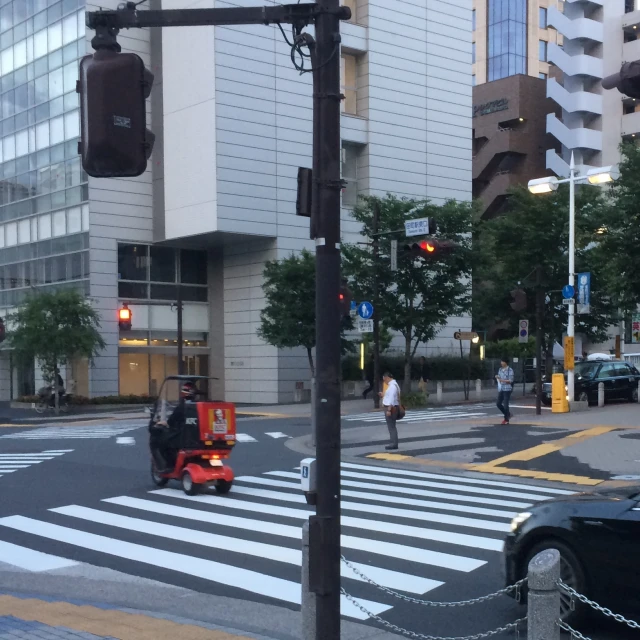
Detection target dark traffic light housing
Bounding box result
[118,304,132,331]
[77,49,155,178]
[510,288,527,312]
[404,238,457,259]
[602,60,640,98]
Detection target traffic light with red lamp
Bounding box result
[118,304,132,331]
[77,48,155,178]
[339,280,353,318]
[404,238,457,259]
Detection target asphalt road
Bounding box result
[0,414,635,640]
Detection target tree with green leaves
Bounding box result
[9,289,106,413]
[258,249,354,376]
[591,142,640,315]
[473,183,616,366]
[342,194,475,392]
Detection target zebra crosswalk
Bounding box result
[0,424,143,440]
[0,450,71,480]
[343,406,490,424]
[0,462,573,618]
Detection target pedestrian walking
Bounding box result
[379,371,401,450]
[418,356,430,397]
[496,357,514,424]
[362,355,374,399]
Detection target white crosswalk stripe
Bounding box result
[0,462,574,619]
[343,406,490,424]
[0,425,142,440]
[0,450,72,480]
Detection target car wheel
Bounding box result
[541,397,552,407]
[630,387,638,403]
[524,540,588,626]
[182,471,199,496]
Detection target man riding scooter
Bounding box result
[149,381,196,473]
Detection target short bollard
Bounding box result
[598,382,604,408]
[436,381,443,403]
[475,378,482,401]
[301,521,315,640]
[527,549,561,640]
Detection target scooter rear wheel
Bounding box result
[182,471,200,496]
[215,480,232,495]
[151,461,169,487]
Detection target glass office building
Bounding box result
[487,0,527,81]
[0,0,89,311]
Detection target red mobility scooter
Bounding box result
[149,375,236,495]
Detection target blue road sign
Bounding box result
[562,285,575,299]
[357,301,374,319]
[350,300,357,310]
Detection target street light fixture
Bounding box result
[527,153,619,404]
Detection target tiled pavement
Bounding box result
[0,594,266,640]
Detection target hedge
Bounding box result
[342,356,489,382]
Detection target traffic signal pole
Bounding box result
[85,4,349,638]
[372,202,381,409]
[535,265,543,416]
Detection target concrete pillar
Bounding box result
[527,549,561,640]
[436,381,443,403]
[475,378,482,401]
[598,382,604,407]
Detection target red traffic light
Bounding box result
[419,241,436,253]
[118,304,132,330]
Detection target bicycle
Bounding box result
[34,386,72,414]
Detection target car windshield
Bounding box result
[574,362,599,379]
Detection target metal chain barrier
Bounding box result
[341,588,526,640]
[341,555,526,606]
[557,581,640,630]
[557,620,593,640]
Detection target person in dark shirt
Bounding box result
[150,381,196,472]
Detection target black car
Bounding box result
[541,359,640,406]
[504,485,640,624]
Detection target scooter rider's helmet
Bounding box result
[180,381,196,402]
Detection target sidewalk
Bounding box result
[0,593,271,640]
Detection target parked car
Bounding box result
[541,359,640,406]
[504,485,640,625]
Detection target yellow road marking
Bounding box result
[367,453,473,469]
[477,426,617,469]
[0,595,253,640]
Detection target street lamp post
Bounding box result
[528,153,619,403]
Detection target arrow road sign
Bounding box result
[357,302,374,319]
[562,285,575,299]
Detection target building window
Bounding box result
[487,0,527,81]
[341,145,359,208]
[472,42,476,64]
[340,54,357,115]
[472,74,476,86]
[539,7,547,29]
[472,9,476,32]
[539,40,547,62]
[117,243,208,302]
[539,72,547,80]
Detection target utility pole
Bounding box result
[372,202,381,409]
[535,265,543,416]
[176,285,183,376]
[83,4,350,637]
[309,0,343,637]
